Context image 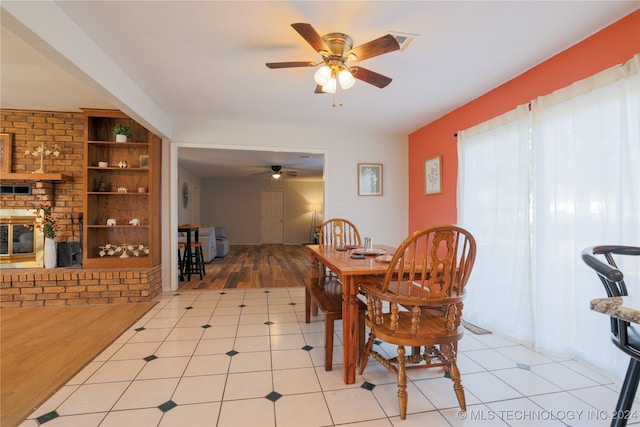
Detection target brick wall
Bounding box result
[1,109,85,242]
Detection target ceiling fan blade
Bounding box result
[351,66,393,88]
[283,171,298,176]
[348,34,400,61]
[266,61,315,69]
[314,84,327,94]
[291,23,329,54]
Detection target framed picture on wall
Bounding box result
[358,163,383,196]
[139,154,149,168]
[425,156,442,195]
[0,133,12,174]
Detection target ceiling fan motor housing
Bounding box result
[321,33,354,59]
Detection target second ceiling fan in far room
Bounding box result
[253,165,298,179]
[265,22,401,95]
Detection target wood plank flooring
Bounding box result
[179,244,312,290]
[1,303,155,427]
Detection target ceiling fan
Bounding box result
[266,23,401,93]
[253,165,298,179]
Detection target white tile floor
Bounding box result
[20,288,640,426]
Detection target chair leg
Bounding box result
[443,342,466,412]
[325,314,336,371]
[397,345,408,420]
[612,358,640,427]
[359,330,375,374]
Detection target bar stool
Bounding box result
[177,242,185,281]
[181,241,205,280]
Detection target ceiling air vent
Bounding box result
[0,184,31,195]
[389,31,418,51]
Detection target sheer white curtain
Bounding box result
[458,105,533,340]
[458,54,640,378]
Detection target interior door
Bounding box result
[261,191,284,244]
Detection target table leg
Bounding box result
[341,275,359,384]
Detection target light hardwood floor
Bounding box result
[1,303,155,427]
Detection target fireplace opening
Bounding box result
[0,209,44,268]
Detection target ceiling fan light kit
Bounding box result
[266,22,401,98]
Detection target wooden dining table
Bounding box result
[306,244,396,384]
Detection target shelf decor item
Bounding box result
[33,202,58,268]
[98,243,149,258]
[24,141,60,174]
[112,124,132,142]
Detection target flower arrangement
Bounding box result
[99,243,149,258]
[24,141,60,174]
[33,202,58,239]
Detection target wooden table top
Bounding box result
[591,296,640,324]
[306,244,396,276]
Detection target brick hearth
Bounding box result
[0,266,162,308]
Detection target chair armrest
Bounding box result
[581,249,624,282]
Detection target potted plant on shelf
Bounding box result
[112,124,132,142]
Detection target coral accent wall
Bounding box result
[408,10,640,232]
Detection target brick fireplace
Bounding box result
[0,208,44,268]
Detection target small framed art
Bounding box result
[358,163,383,196]
[0,133,12,174]
[425,156,442,195]
[139,154,149,168]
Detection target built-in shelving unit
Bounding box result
[82,109,161,268]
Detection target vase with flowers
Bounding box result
[34,202,59,268]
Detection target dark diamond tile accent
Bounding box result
[220,291,226,295]
[264,321,274,325]
[158,400,178,412]
[202,324,212,329]
[265,391,282,402]
[239,304,246,307]
[516,362,531,370]
[361,381,376,391]
[36,410,59,424]
[302,345,313,351]
[374,339,382,345]
[185,306,193,310]
[144,354,158,362]
[226,350,239,357]
[444,371,452,379]
[134,327,146,332]
[289,302,296,306]
[264,290,270,293]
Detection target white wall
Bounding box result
[199,177,323,244]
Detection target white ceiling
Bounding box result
[2,1,638,179]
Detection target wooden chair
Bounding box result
[582,245,640,427]
[358,225,476,419]
[318,218,362,247]
[306,218,365,370]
